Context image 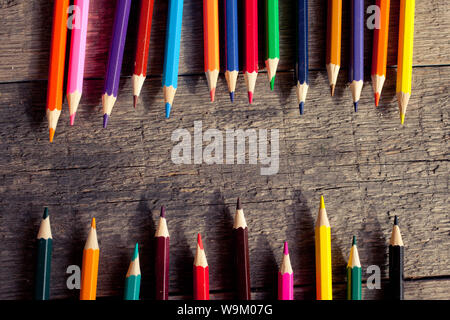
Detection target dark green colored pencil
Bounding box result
[34,208,53,300]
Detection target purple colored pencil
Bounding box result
[349,0,364,112]
[102,0,132,128]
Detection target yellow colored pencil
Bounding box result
[80,218,100,300]
[396,0,415,125]
[315,196,332,300]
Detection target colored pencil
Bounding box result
[34,208,52,300]
[389,216,404,300]
[155,206,170,300]
[346,236,361,300]
[224,0,239,102]
[371,0,390,107]
[163,0,184,118]
[326,0,342,96]
[233,198,251,300]
[397,0,415,124]
[349,0,364,112]
[315,196,332,300]
[193,233,209,300]
[124,243,141,300]
[46,0,69,142]
[67,0,90,126]
[203,0,220,102]
[132,0,155,108]
[102,0,132,128]
[80,218,99,300]
[265,0,279,90]
[278,241,294,300]
[243,0,258,104]
[296,0,309,115]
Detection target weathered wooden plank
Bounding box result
[0,65,448,299]
[0,0,448,82]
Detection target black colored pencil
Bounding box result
[389,215,404,300]
[233,198,251,300]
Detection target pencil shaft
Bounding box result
[193,266,210,300]
[315,225,332,300]
[124,275,141,300]
[155,236,170,300]
[163,0,184,89]
[134,0,155,77]
[234,227,251,300]
[396,0,415,95]
[203,0,220,73]
[104,0,131,98]
[224,0,239,72]
[278,272,294,300]
[389,245,404,300]
[371,0,390,78]
[326,0,342,87]
[346,266,362,300]
[350,0,364,83]
[244,0,258,74]
[297,0,308,85]
[34,238,53,300]
[265,0,279,86]
[80,248,99,300]
[67,0,90,95]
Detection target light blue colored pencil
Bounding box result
[124,243,141,300]
[162,0,184,118]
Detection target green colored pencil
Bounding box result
[124,243,141,300]
[34,207,53,300]
[346,236,362,300]
[265,0,280,90]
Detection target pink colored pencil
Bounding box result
[67,0,90,126]
[278,242,294,300]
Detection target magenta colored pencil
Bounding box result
[67,0,90,126]
[278,242,294,300]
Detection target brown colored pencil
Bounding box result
[155,206,170,300]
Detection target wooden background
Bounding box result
[0,0,448,300]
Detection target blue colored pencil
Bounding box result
[296,0,309,115]
[349,0,364,112]
[163,0,184,118]
[224,0,239,102]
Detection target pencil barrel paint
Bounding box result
[193,266,210,300]
[389,245,404,300]
[124,275,141,300]
[224,0,239,72]
[155,236,170,300]
[233,227,251,300]
[134,0,155,77]
[297,0,308,85]
[34,238,53,300]
[346,266,362,300]
[278,272,293,300]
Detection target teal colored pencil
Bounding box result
[124,243,141,300]
[34,208,53,300]
[162,0,184,118]
[346,236,362,300]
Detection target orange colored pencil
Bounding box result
[46,0,69,143]
[371,0,390,107]
[80,218,100,300]
[326,0,342,96]
[203,0,220,102]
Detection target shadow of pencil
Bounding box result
[255,234,278,300]
[171,226,194,299]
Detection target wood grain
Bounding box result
[0,0,448,300]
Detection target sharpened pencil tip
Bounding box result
[394,215,398,226]
[160,206,166,218]
[133,95,138,109]
[400,113,405,125]
[165,103,171,119]
[354,101,359,112]
[283,241,289,255]
[229,91,235,102]
[299,102,304,115]
[270,77,275,91]
[320,195,325,209]
[91,217,96,229]
[352,235,356,246]
[70,113,76,126]
[197,233,203,250]
[210,88,216,102]
[330,85,335,97]
[103,114,109,128]
[49,128,55,143]
[248,91,253,104]
[43,207,49,219]
[133,243,139,260]
[236,197,242,210]
[374,93,380,107]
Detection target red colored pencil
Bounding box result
[244,0,258,104]
[193,233,209,300]
[133,0,155,108]
[155,206,170,300]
